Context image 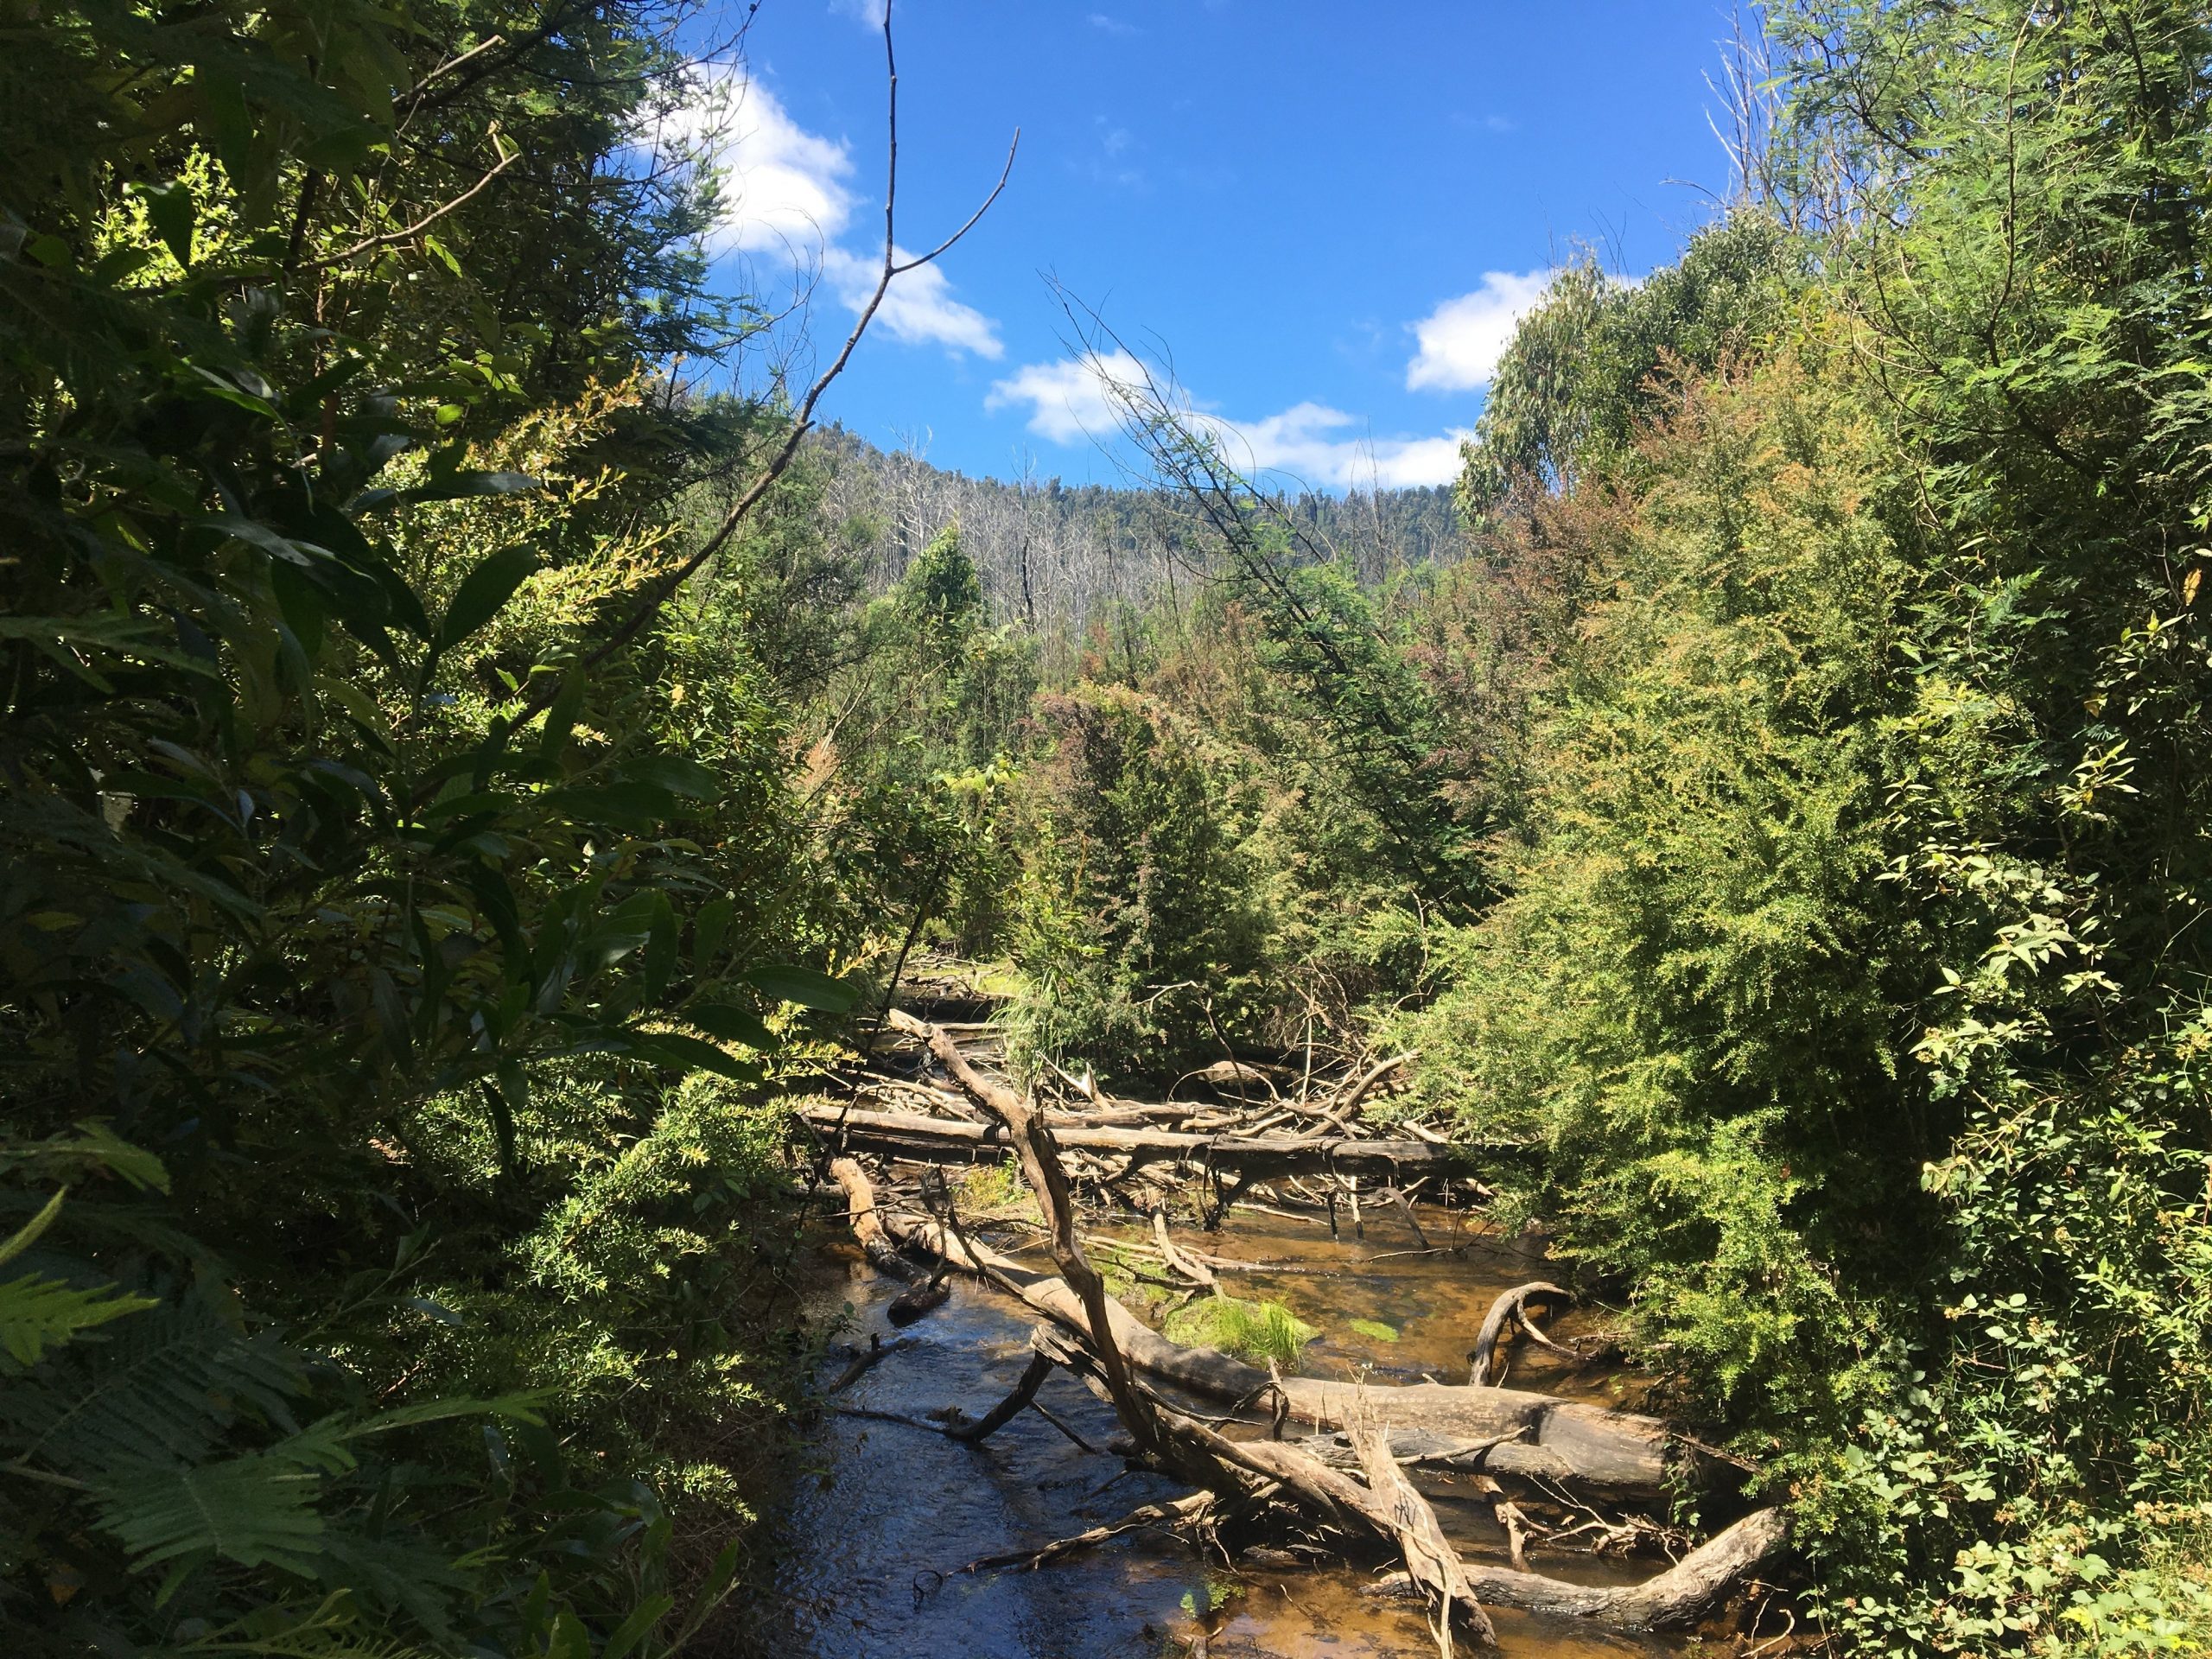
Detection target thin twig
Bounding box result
[310,150,519,267]
[512,0,1017,724]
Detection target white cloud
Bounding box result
[984,351,1148,443]
[988,354,1470,490]
[655,73,854,256]
[1405,270,1553,391]
[653,71,1001,359]
[824,245,1004,359]
[1202,403,1471,490]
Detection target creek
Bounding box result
[764,1198,1699,1659]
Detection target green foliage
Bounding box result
[1163,1294,1317,1370]
[1405,355,1912,1415]
[0,0,869,1648]
[1408,3,2212,1650]
[1458,214,1805,513]
[1008,683,1269,1081]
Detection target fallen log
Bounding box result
[1350,1405,1500,1652]
[842,1014,1787,1642]
[1366,1506,1790,1629]
[828,1156,927,1283]
[870,1201,1675,1505]
[1468,1281,1573,1387]
[799,1101,1456,1179]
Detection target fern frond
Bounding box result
[168,1591,438,1659]
[92,1433,342,1573]
[0,1269,156,1368]
[0,1300,305,1472]
[342,1391,546,1439]
[0,1186,66,1268]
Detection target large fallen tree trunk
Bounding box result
[834,1012,1790,1643]
[799,1100,1455,1179]
[868,1198,1673,1505]
[1368,1506,1792,1628]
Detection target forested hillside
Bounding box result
[801,425,1465,670]
[4,1,2210,1656]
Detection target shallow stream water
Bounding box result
[758,1198,1695,1659]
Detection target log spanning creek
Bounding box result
[760,998,1792,1658]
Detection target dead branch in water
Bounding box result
[836,1012,1790,1638]
[950,1491,1215,1577]
[1468,1281,1573,1387]
[1349,1403,1500,1653]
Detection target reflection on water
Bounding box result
[751,1203,1688,1659]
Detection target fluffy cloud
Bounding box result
[652,72,1000,358]
[824,245,1004,359]
[656,73,855,256]
[1205,403,1471,490]
[1405,270,1553,391]
[987,353,1470,489]
[983,350,1149,444]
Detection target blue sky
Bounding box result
[682,3,1745,490]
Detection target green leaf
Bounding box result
[0,1272,156,1367]
[664,1538,747,1649]
[601,1594,677,1659]
[642,891,677,1000]
[684,1003,776,1051]
[693,896,734,966]
[270,559,327,658]
[439,544,539,647]
[134,181,194,269]
[538,671,588,760]
[626,1032,757,1081]
[747,963,857,1014]
[58,1122,169,1192]
[0,1189,66,1268]
[543,782,678,831]
[626,753,717,798]
[545,1610,591,1659]
[423,233,465,278]
[340,1391,547,1439]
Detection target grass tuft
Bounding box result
[1165,1294,1317,1370]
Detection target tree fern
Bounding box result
[0,1299,305,1472]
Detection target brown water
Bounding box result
[758,1202,1688,1659]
